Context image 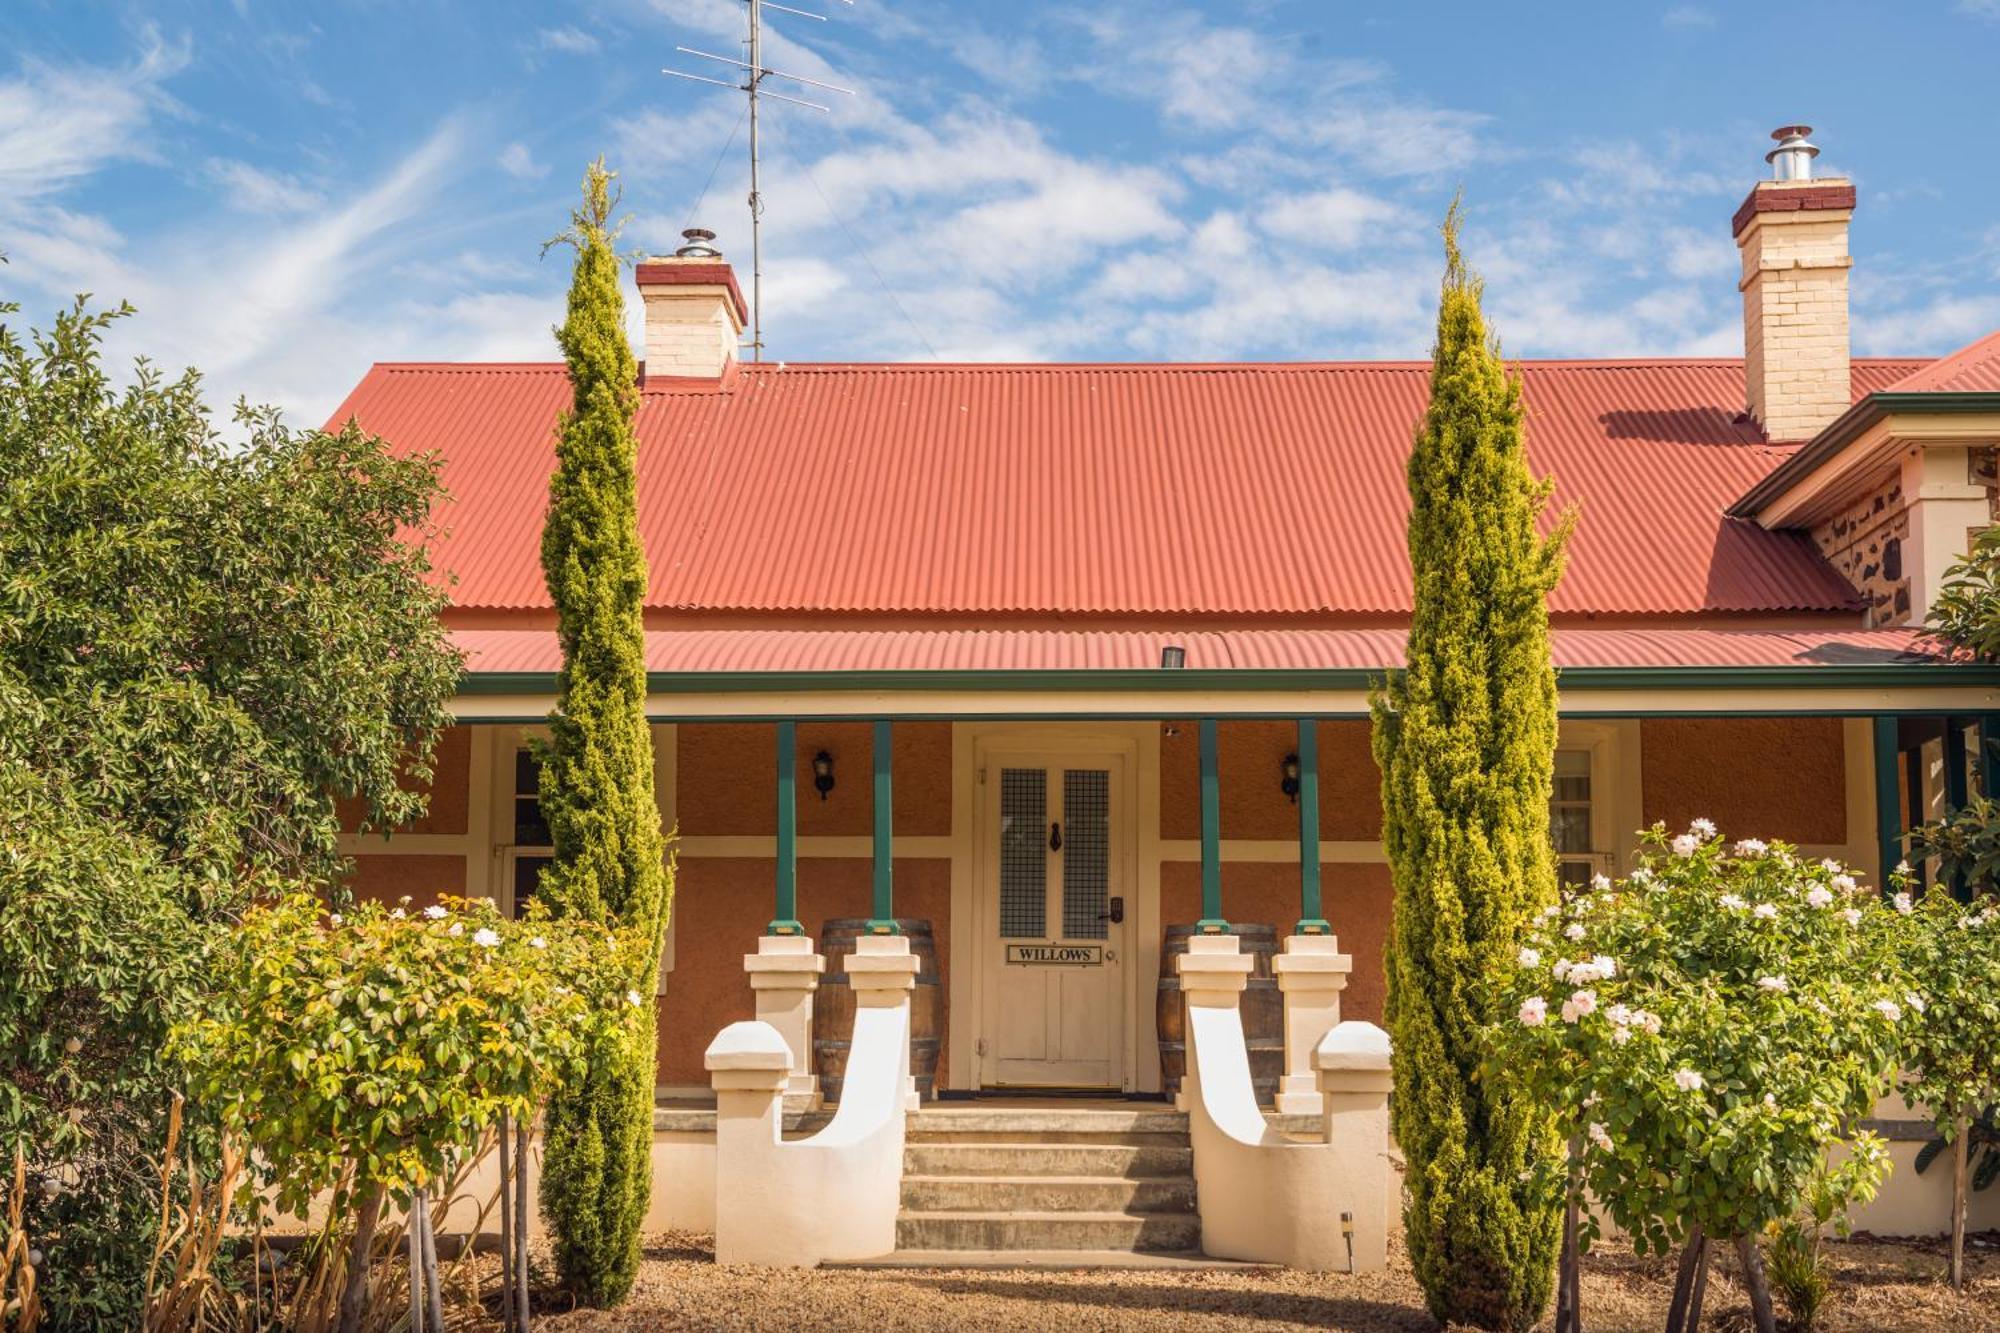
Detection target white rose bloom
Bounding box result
[447,922,463,937]
[389,908,406,919]
[1690,818,1717,839]
[1819,858,1842,873]
[1519,947,1541,968]
[1567,989,1597,1020]
[1518,996,1548,1027]
[1757,975,1789,993]
[1639,1011,1663,1036]
[1611,1024,1634,1045]
[329,913,342,925]
[1831,874,1857,895]
[1629,868,1654,887]
[1804,885,1834,909]
[1590,873,1612,892]
[1552,959,1573,982]
[1872,999,1902,1023]
[1895,860,1912,876]
[1673,1069,1705,1092]
[1733,839,1768,858]
[473,928,501,948]
[1564,922,1587,942]
[530,936,548,949]
[1753,902,1779,920]
[627,989,644,1008]
[424,905,448,920]
[1840,907,1863,927]
[1591,954,1617,979]
[1719,893,1747,911]
[1892,892,1913,915]
[1587,1121,1613,1152]
[1671,834,1699,857]
[1906,993,1927,1014]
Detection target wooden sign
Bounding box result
[1005,943,1104,966]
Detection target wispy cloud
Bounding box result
[498,142,549,181]
[1662,7,1717,29]
[204,158,324,214]
[537,25,601,54]
[0,27,189,210]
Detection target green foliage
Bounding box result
[174,894,627,1215]
[1764,1161,1874,1333]
[1493,827,1906,1256]
[1907,791,2000,894]
[0,277,461,1331]
[0,763,235,1329]
[1896,886,2000,1155]
[1925,524,2000,660]
[1371,203,1573,1332]
[533,159,671,1307]
[1915,1105,2000,1192]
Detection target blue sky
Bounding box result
[3,1,1998,426]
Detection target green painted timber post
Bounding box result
[1197,718,1229,934]
[1872,714,1902,895]
[1295,718,1330,935]
[1944,716,1972,901]
[769,719,803,935]
[869,719,899,933]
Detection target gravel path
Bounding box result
[531,1230,2000,1332]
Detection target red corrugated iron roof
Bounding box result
[327,357,1926,619]
[1883,330,2000,393]
[451,626,1940,676]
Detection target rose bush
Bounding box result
[1492,823,1911,1330]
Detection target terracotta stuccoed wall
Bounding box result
[1640,717,1847,845]
[1159,720,1380,840]
[676,722,952,837]
[336,726,471,835]
[658,856,952,1088]
[1159,860,1392,1025]
[347,854,465,908]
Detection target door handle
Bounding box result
[1098,896,1124,924]
[1049,822,1062,852]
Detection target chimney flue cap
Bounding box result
[1765,125,1820,182]
[674,227,721,258]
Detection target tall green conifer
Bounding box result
[535,160,670,1306]
[1372,203,1571,1331]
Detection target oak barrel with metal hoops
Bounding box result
[813,918,940,1102]
[1157,922,1283,1105]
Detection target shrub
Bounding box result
[1493,825,1909,1329]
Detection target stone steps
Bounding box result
[890,1105,1200,1261]
[895,1209,1202,1253]
[901,1173,1196,1214]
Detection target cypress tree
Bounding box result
[535,159,671,1306]
[1371,202,1572,1331]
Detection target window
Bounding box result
[510,749,553,917]
[1550,749,1600,890]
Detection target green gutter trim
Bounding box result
[455,661,2000,696]
[1729,390,2000,519]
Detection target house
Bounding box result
[331,128,2000,1260]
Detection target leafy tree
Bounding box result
[1371,202,1572,1332]
[176,894,627,1333]
[0,274,461,1330]
[533,160,673,1306]
[1494,828,1909,1333]
[1893,884,2000,1290]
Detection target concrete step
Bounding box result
[903,1141,1193,1179]
[895,1209,1202,1253]
[906,1108,1186,1144]
[833,1249,1270,1272]
[901,1174,1196,1215]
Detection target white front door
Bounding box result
[981,755,1128,1088]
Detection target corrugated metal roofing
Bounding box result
[327,357,1927,618]
[1883,330,2000,393]
[452,626,1940,675]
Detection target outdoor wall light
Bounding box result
[1160,645,1186,669]
[811,750,836,801]
[1281,753,1301,803]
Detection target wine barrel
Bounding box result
[814,918,940,1102]
[1157,923,1283,1105]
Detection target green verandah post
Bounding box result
[1295,717,1330,935]
[869,719,899,934]
[1197,718,1229,933]
[1873,714,1902,892]
[770,720,803,935]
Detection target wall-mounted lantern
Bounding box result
[811,750,836,801]
[1281,752,1301,804]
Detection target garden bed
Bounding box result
[525,1229,1999,1332]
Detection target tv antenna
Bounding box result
[663,0,854,361]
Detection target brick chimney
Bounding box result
[635,228,747,380]
[1732,126,1855,441]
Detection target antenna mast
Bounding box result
[663,0,854,362]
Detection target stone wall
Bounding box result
[1812,469,1910,625]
